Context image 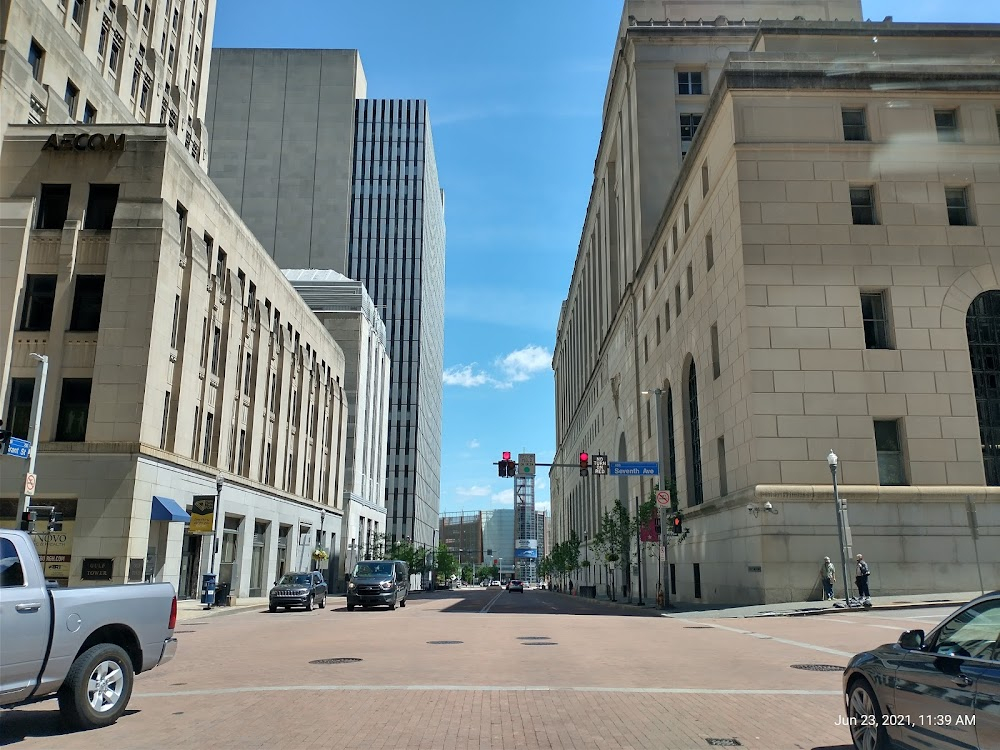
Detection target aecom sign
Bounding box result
[42,133,127,152]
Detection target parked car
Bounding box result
[507,580,524,593]
[268,571,327,612]
[346,560,408,610]
[0,529,178,730]
[842,590,1000,750]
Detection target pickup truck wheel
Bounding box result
[305,595,314,611]
[58,643,134,730]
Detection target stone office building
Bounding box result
[0,125,351,596]
[551,2,1000,604]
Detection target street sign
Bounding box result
[518,453,536,476]
[609,462,659,476]
[189,495,216,534]
[6,437,30,459]
[24,473,36,496]
[591,454,609,475]
[655,490,671,507]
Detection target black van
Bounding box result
[346,560,409,610]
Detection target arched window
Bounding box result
[686,361,704,506]
[666,387,678,497]
[967,290,1000,485]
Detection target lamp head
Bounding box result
[763,501,772,511]
[827,450,838,468]
[216,475,224,493]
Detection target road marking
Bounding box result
[135,684,842,699]
[823,617,905,631]
[684,620,855,658]
[479,592,504,614]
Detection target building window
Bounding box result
[710,323,721,379]
[168,45,175,68]
[683,200,690,231]
[701,162,709,197]
[172,8,179,29]
[192,406,200,457]
[686,361,703,506]
[967,290,1000,485]
[170,294,180,347]
[666,388,678,494]
[216,248,227,280]
[237,429,246,474]
[108,39,121,75]
[841,108,868,141]
[20,275,57,331]
[176,202,187,240]
[850,186,878,225]
[202,412,213,463]
[64,80,79,119]
[874,420,906,485]
[68,275,105,331]
[643,335,649,363]
[664,301,671,332]
[244,353,253,395]
[28,39,45,82]
[646,399,652,439]
[55,378,92,441]
[655,316,661,346]
[36,184,71,230]
[143,3,150,27]
[675,284,682,316]
[680,113,702,157]
[935,109,960,142]
[83,101,97,124]
[131,67,141,98]
[705,232,714,271]
[860,291,892,350]
[677,71,703,95]
[717,436,728,496]
[671,224,678,255]
[5,378,35,438]
[83,184,119,230]
[247,282,257,312]
[686,263,694,299]
[71,0,85,25]
[211,326,221,374]
[945,187,973,226]
[160,391,171,449]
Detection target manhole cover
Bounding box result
[790,664,844,672]
[427,640,463,645]
[522,642,558,646]
[517,636,551,640]
[706,740,742,747]
[310,658,363,665]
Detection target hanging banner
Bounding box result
[189,495,216,535]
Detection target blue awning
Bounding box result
[151,496,191,523]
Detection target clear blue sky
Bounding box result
[212,1,999,518]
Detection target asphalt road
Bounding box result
[0,588,961,750]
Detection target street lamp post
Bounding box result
[584,531,589,589]
[641,387,670,609]
[20,353,49,518]
[498,557,503,585]
[827,451,851,608]
[211,475,223,577]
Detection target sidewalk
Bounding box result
[562,587,985,619]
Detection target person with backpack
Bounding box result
[855,554,871,601]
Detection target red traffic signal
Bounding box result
[502,451,511,460]
[672,515,683,535]
[579,451,589,477]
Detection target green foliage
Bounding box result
[434,542,458,580]
[383,537,426,574]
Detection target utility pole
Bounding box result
[644,388,670,609]
[20,353,49,518]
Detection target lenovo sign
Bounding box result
[42,133,127,153]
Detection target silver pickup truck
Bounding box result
[0,529,178,730]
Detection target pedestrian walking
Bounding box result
[821,556,836,600]
[855,554,871,601]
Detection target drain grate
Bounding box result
[706,740,742,747]
[517,636,551,640]
[685,626,713,629]
[522,642,558,646]
[427,640,463,645]
[790,664,844,672]
[183,622,210,626]
[310,658,363,665]
[173,630,196,634]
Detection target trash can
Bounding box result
[215,581,231,606]
[200,573,217,607]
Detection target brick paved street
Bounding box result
[0,588,956,750]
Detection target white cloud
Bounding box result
[444,345,553,390]
[534,480,547,491]
[455,485,491,498]
[468,439,480,449]
[491,488,514,506]
[496,345,551,383]
[443,365,491,387]
[534,500,551,515]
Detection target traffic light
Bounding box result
[48,511,63,533]
[579,451,589,477]
[672,514,683,535]
[20,510,37,532]
[499,451,516,478]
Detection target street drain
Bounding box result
[310,658,363,665]
[522,642,558,646]
[790,664,844,672]
[517,636,551,640]
[684,626,713,629]
[706,740,742,747]
[427,641,463,645]
[174,630,196,634]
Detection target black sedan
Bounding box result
[842,591,1000,750]
[268,571,328,611]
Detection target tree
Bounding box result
[434,542,458,581]
[383,537,426,575]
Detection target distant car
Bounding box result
[507,580,524,593]
[490,580,502,587]
[842,590,1000,750]
[269,571,328,612]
